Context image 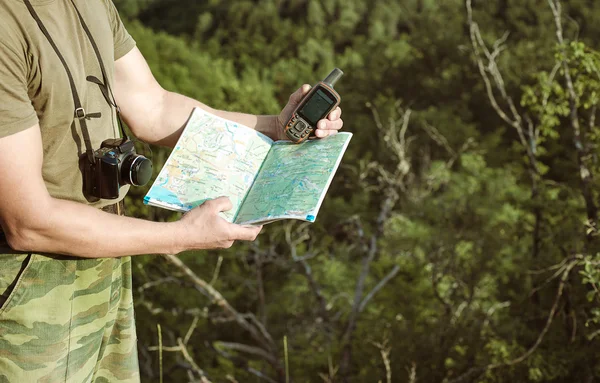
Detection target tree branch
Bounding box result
[466,0,540,177]
[548,0,598,232]
[215,341,280,367]
[254,251,268,326]
[284,224,331,325]
[161,255,277,354]
[340,186,399,379]
[447,259,578,383]
[149,320,213,383]
[358,265,401,313]
[210,345,279,383]
[371,338,392,383]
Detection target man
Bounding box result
[0,0,344,381]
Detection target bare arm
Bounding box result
[113,48,343,147]
[0,126,260,258]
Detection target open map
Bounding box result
[144,107,352,225]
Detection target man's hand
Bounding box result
[276,84,344,141]
[177,197,262,250]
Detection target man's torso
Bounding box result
[0,0,136,252]
[0,0,133,206]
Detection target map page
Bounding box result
[234,132,352,225]
[143,107,273,222]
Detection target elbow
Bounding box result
[0,193,54,253]
[2,212,48,252]
[4,226,37,252]
[126,88,170,144]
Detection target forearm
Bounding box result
[7,197,185,258]
[137,90,278,147]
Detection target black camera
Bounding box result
[83,138,153,200]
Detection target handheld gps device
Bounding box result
[284,68,343,143]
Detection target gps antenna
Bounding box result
[323,68,344,88]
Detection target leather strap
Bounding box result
[23,0,129,161]
[23,0,98,163]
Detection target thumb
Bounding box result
[288,84,311,105]
[205,196,233,212]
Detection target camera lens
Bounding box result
[121,154,153,187]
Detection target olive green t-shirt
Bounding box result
[0,0,136,207]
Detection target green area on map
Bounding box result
[235,133,352,224]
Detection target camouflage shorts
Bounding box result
[0,254,140,382]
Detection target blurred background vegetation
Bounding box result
[115,0,600,381]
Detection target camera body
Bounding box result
[285,68,343,143]
[83,138,152,200]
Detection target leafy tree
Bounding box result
[112,1,600,382]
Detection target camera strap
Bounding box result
[67,0,123,117]
[23,0,129,163]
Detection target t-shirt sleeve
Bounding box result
[0,41,38,138]
[104,0,136,60]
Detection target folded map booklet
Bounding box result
[143,107,352,225]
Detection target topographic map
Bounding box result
[144,107,352,225]
[235,132,352,224]
[144,108,273,222]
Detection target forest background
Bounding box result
[112,0,600,382]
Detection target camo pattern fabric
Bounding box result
[0,254,140,382]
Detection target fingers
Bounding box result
[314,106,343,138]
[289,84,311,105]
[218,224,262,249]
[227,224,263,241]
[204,196,233,212]
[328,107,342,121]
[315,117,344,138]
[184,199,263,250]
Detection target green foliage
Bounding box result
[580,254,600,328]
[116,1,600,382]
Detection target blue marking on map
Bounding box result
[159,175,169,187]
[146,186,183,207]
[306,215,316,222]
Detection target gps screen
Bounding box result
[299,89,335,126]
